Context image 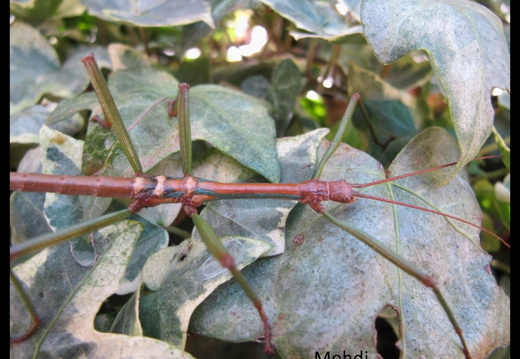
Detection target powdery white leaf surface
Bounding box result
[11,220,192,359]
[81,0,214,27]
[194,128,329,257]
[361,0,510,181]
[189,127,509,358]
[260,0,362,41]
[140,236,272,348]
[10,21,110,116]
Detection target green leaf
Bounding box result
[81,0,214,27]
[108,43,153,71]
[241,59,304,135]
[10,191,52,246]
[10,104,84,148]
[10,2,509,357]
[10,147,49,247]
[473,176,510,250]
[190,85,280,182]
[261,0,362,41]
[110,286,143,336]
[40,125,101,266]
[346,61,415,106]
[361,0,510,181]
[38,126,169,290]
[140,236,272,348]
[189,127,510,358]
[351,99,416,167]
[10,219,193,358]
[10,0,85,21]
[492,126,510,170]
[382,53,433,90]
[51,66,280,182]
[10,21,60,116]
[10,21,110,116]
[195,128,329,257]
[118,213,170,293]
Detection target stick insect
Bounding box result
[10,55,510,359]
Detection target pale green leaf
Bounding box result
[10,0,86,21]
[49,67,280,182]
[361,0,510,181]
[351,99,416,167]
[491,126,510,171]
[140,236,272,348]
[38,126,169,291]
[10,21,110,116]
[241,58,304,135]
[81,0,214,27]
[194,128,329,257]
[108,43,153,71]
[10,220,193,358]
[10,191,51,247]
[346,61,415,106]
[110,287,143,336]
[191,85,279,182]
[260,0,362,41]
[190,127,510,358]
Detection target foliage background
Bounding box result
[10,1,509,358]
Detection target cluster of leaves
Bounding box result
[10,1,509,359]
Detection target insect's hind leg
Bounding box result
[10,269,42,344]
[320,210,472,359]
[192,213,274,354]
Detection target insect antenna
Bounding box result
[353,192,509,248]
[349,155,509,248]
[351,155,502,190]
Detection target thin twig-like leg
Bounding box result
[10,209,134,342]
[192,214,274,353]
[174,83,274,353]
[10,269,42,344]
[313,93,472,359]
[320,211,471,359]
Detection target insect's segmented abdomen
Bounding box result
[10,172,144,199]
